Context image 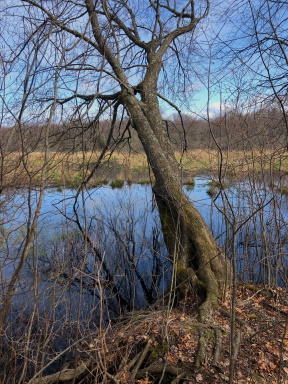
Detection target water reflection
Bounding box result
[1,177,288,324]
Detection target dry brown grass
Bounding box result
[2,149,287,188]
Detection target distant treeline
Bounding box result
[1,107,287,153]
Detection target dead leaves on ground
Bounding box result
[83,285,288,383]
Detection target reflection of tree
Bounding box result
[35,197,169,317]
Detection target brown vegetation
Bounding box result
[1,148,287,189]
[26,285,288,384]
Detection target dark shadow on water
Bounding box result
[0,178,287,376]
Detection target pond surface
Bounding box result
[0,176,288,326]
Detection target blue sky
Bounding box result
[0,0,287,126]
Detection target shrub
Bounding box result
[110,178,124,189]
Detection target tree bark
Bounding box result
[122,90,230,318]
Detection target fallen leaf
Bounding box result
[219,373,229,381]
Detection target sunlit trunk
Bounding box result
[123,91,230,316]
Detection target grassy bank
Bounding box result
[1,149,287,189]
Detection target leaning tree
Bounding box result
[18,0,230,317]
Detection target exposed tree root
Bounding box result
[211,328,223,368]
[4,285,287,384]
[27,307,227,384]
[218,307,247,326]
[194,327,208,368]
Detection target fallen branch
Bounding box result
[29,359,93,384]
[130,340,152,382]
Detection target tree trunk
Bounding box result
[122,90,230,318]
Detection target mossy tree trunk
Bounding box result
[122,82,230,317]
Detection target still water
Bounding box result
[0,177,287,323]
